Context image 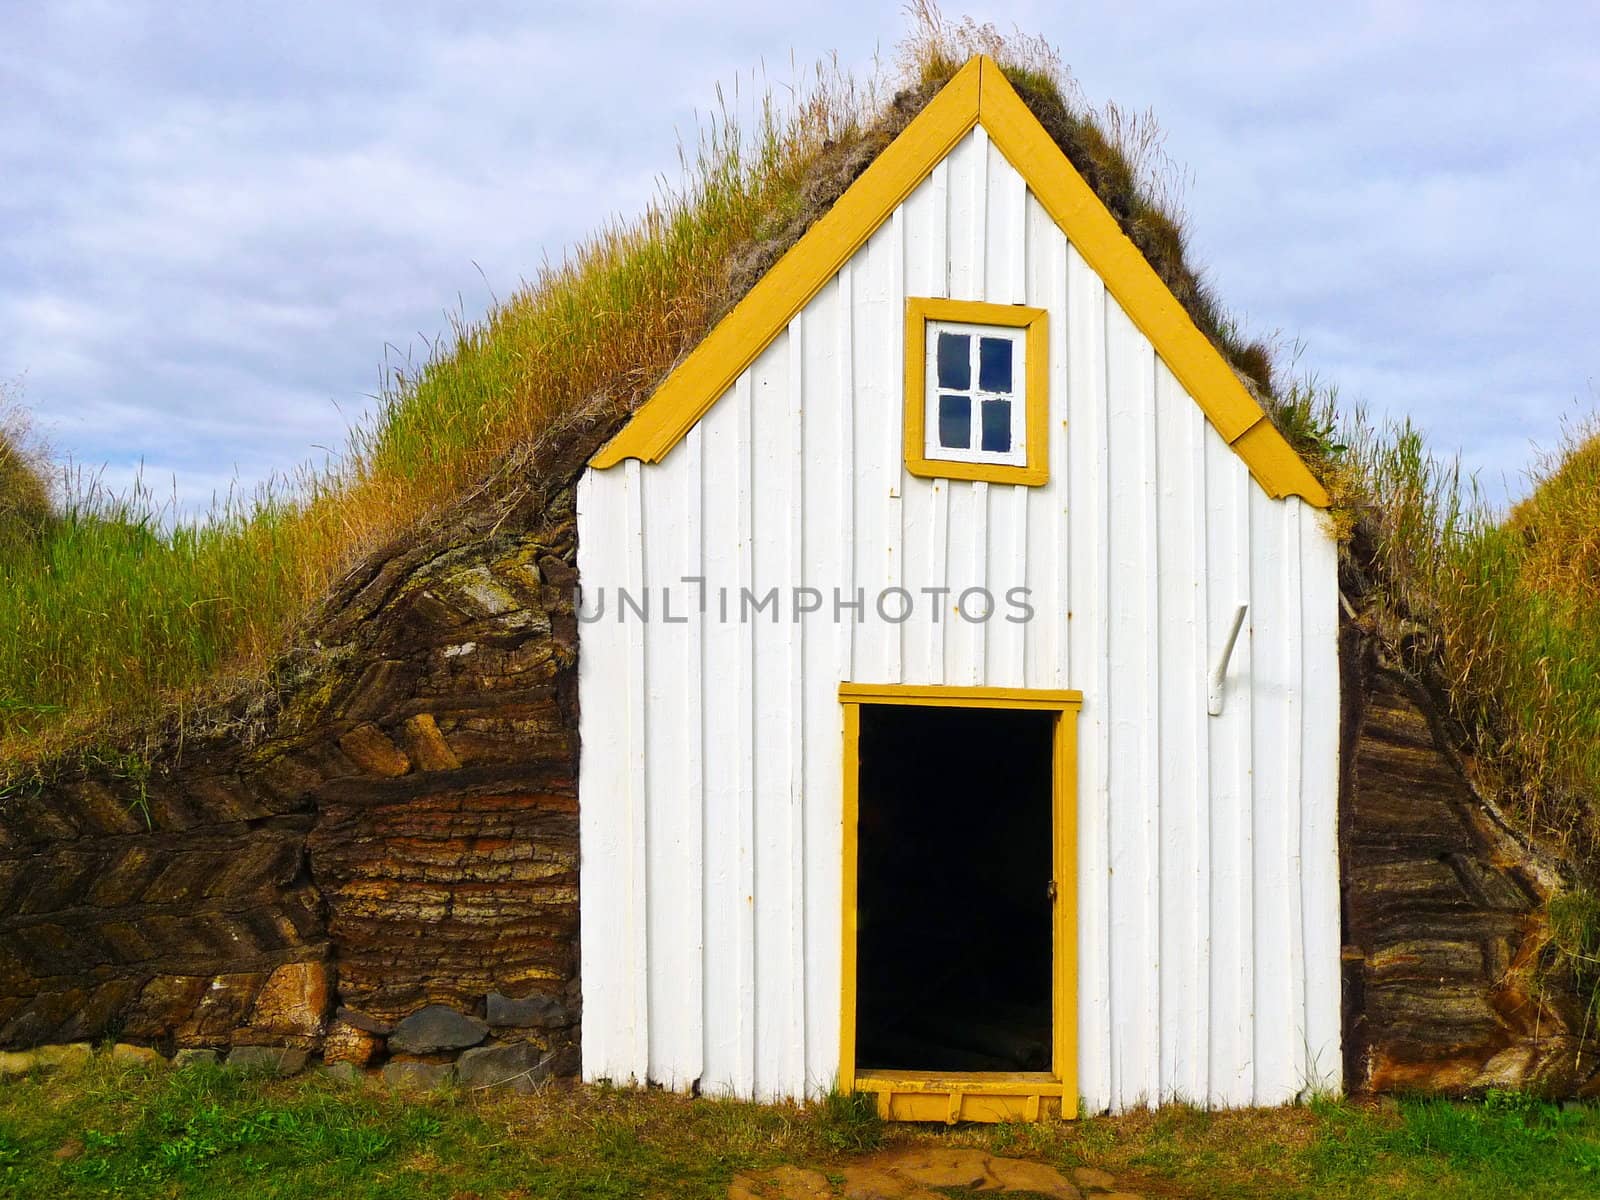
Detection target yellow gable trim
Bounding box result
[589,56,981,470]
[591,56,1329,508]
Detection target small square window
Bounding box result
[904,298,1048,486]
[920,319,1027,468]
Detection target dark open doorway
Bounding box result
[854,703,1056,1073]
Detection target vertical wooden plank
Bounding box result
[750,334,792,1101]
[734,372,758,1098]
[683,427,706,1092]
[902,169,940,298]
[899,173,945,687]
[985,131,1027,304]
[1204,425,1254,1106]
[1154,365,1205,1103]
[1186,399,1213,1103]
[851,227,898,683]
[1282,502,1308,1103]
[837,263,856,684]
[900,467,949,685]
[576,468,631,1083]
[1022,200,1070,692]
[786,315,809,1098]
[960,480,989,685]
[623,458,651,1081]
[925,482,952,683]
[1299,501,1344,1093]
[643,427,700,1090]
[883,208,906,683]
[801,277,846,1096]
[1136,340,1162,1112]
[984,485,1028,688]
[1250,482,1293,1104]
[1065,245,1111,1112]
[983,141,1029,688]
[1104,303,1160,1109]
[946,128,979,307]
[698,389,741,1095]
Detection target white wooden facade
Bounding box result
[576,121,1341,1112]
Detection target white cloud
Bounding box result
[1,1,1595,515]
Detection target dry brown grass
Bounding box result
[1505,419,1600,608]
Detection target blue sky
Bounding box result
[3,1,1595,515]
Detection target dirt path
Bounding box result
[730,1146,1151,1199]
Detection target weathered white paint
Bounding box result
[577,128,1341,1110]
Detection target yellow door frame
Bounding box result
[838,682,1082,1123]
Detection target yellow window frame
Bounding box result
[838,682,1081,1122]
[904,298,1050,487]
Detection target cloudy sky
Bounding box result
[3,1,1595,516]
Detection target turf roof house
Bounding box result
[576,56,1341,1120]
[5,52,1587,1109]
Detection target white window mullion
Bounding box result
[968,336,984,450]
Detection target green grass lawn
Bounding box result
[2,1056,1599,1199]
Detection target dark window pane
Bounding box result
[979,336,1014,393]
[937,332,970,389]
[981,398,1012,453]
[938,394,972,449]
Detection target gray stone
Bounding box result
[335,1006,393,1036]
[322,1061,364,1085]
[382,1059,455,1091]
[173,1048,220,1067]
[546,1043,581,1078]
[226,1045,309,1075]
[456,1041,551,1092]
[388,1005,487,1055]
[486,991,568,1029]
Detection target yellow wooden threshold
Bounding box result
[854,1072,1068,1125]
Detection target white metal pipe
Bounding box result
[1207,604,1249,717]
